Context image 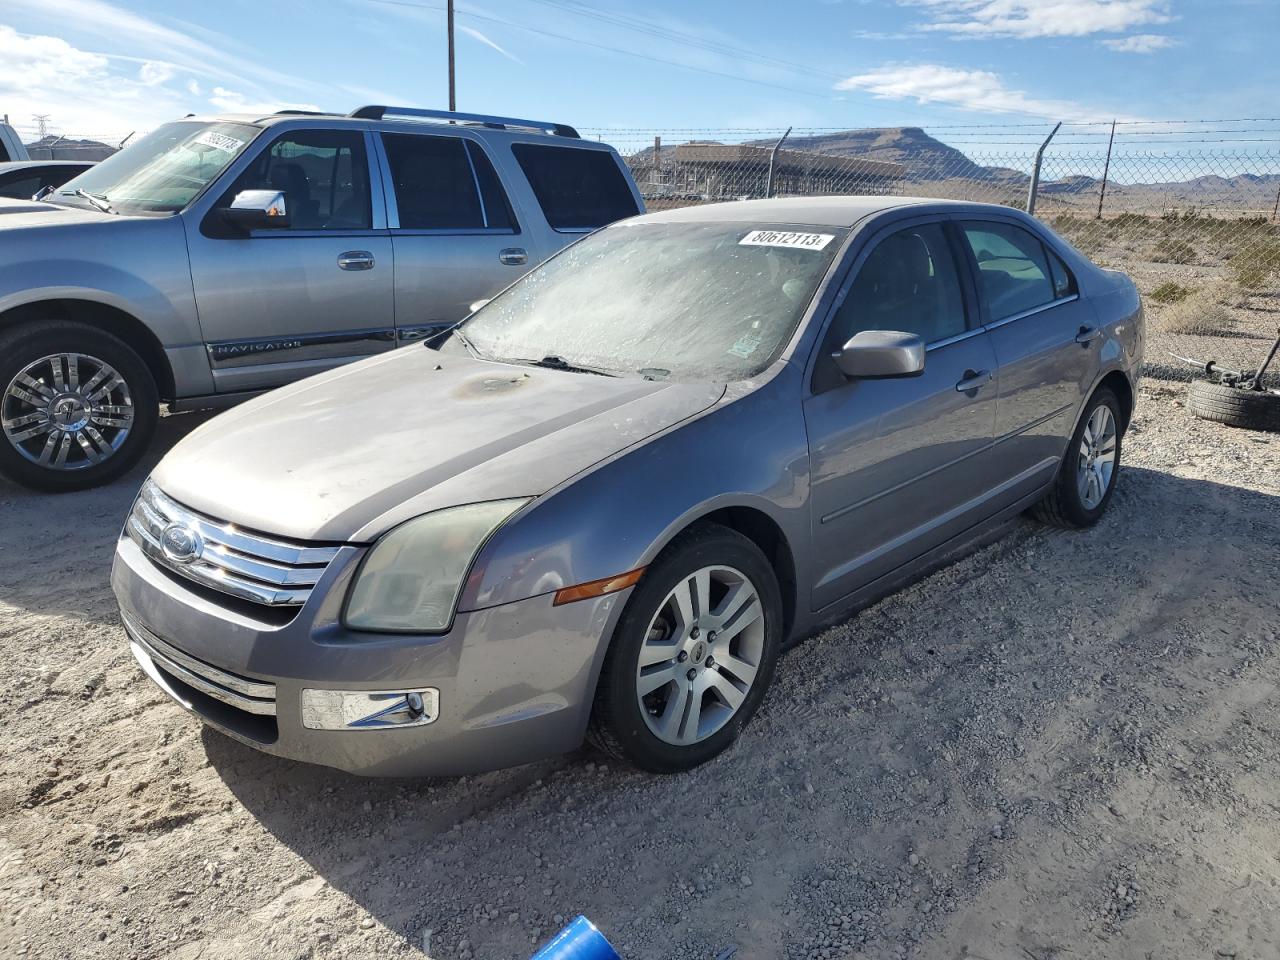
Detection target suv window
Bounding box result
[960,221,1056,320]
[384,134,480,230]
[510,143,639,231]
[223,129,371,230]
[829,223,967,349]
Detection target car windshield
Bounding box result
[458,219,847,381]
[54,121,258,215]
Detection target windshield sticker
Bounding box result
[739,229,834,251]
[728,333,763,358]
[192,130,246,153]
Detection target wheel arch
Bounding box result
[0,298,175,401]
[1094,368,1135,432]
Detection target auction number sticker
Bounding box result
[193,130,246,153]
[739,229,834,251]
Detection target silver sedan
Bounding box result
[112,196,1143,775]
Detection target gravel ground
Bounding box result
[2,382,1278,960]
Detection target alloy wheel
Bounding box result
[635,564,766,746]
[1076,403,1117,510]
[2,353,135,471]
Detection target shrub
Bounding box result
[1152,235,1197,264]
[1148,281,1193,304]
[1229,239,1280,289]
[1152,281,1239,335]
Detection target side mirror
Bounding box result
[469,299,491,314]
[221,189,290,232]
[834,330,926,379]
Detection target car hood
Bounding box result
[153,347,725,543]
[0,198,117,229]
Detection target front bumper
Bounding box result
[111,534,628,777]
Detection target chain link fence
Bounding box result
[594,126,1280,380]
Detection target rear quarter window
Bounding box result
[510,143,639,231]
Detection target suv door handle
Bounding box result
[1075,325,1102,345]
[499,247,528,266]
[337,251,375,271]
[955,369,992,394]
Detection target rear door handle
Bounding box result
[1075,325,1102,345]
[337,250,375,271]
[499,247,528,266]
[955,369,993,394]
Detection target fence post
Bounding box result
[1272,183,1280,223]
[653,135,661,189]
[1026,121,1061,217]
[1096,119,1116,220]
[765,126,792,199]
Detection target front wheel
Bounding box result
[1031,387,1123,529]
[588,524,783,773]
[0,321,158,492]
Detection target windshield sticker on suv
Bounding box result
[193,130,246,153]
[739,230,834,251]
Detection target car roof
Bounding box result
[636,196,980,228]
[0,160,94,171]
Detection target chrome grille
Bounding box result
[126,479,340,607]
[124,612,277,716]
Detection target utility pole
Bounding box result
[447,0,456,111]
[32,114,50,140]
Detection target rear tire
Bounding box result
[1031,388,1123,529]
[1187,379,1280,433]
[0,321,158,492]
[587,523,783,773]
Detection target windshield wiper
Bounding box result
[74,189,114,214]
[508,355,619,377]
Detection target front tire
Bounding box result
[0,321,158,492]
[588,524,783,773]
[1031,387,1123,529]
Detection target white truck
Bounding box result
[0,120,31,162]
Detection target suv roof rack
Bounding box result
[347,105,580,139]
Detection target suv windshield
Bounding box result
[55,121,258,215]
[460,220,846,381]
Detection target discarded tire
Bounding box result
[1187,379,1280,432]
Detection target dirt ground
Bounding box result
[1,378,1278,960]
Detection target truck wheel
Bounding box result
[0,321,158,492]
[1187,379,1280,433]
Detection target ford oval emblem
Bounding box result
[160,522,203,564]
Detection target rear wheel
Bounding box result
[0,321,158,492]
[588,524,783,773]
[1031,388,1122,529]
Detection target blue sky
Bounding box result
[1,0,1277,147]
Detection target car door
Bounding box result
[803,218,999,610]
[185,127,394,393]
[956,219,1101,492]
[375,132,539,342]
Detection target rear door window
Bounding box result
[510,143,639,231]
[960,221,1056,320]
[383,133,481,230]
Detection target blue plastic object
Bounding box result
[529,915,622,960]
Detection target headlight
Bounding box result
[343,499,529,633]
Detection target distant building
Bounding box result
[628,141,905,200]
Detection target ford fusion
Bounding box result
[113,197,1143,775]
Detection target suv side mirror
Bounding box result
[834,330,926,379]
[221,189,290,232]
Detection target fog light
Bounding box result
[301,688,440,730]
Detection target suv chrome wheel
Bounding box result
[2,352,135,471]
[1076,404,1116,510]
[636,564,765,746]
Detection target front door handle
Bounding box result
[337,250,375,271]
[499,247,528,266]
[955,369,993,394]
[1075,325,1102,345]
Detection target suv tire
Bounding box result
[588,523,783,773]
[0,321,158,492]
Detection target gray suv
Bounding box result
[0,106,642,491]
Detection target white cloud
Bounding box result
[1102,33,1177,52]
[187,78,201,96]
[458,25,524,65]
[836,63,1116,120]
[207,87,322,116]
[904,0,1172,39]
[138,60,173,85]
